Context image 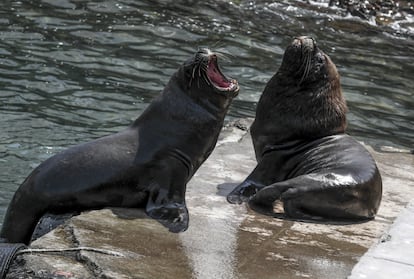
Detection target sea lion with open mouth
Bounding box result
[1,48,239,245]
[227,36,382,221]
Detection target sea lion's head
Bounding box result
[278,36,340,87]
[175,48,239,109]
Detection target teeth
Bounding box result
[214,82,236,91]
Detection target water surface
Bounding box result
[1,0,413,222]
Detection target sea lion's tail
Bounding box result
[0,243,26,279]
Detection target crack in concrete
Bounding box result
[69,223,107,279]
[370,255,414,267]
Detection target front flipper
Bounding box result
[145,189,189,233]
[228,152,284,205]
[144,150,191,232]
[227,180,265,204]
[146,199,189,233]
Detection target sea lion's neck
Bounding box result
[252,72,347,145]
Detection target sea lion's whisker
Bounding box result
[197,64,202,87]
[215,51,232,62]
[211,40,224,49]
[197,59,208,78]
[200,64,208,73]
[305,51,312,76]
[192,58,209,86]
[296,51,307,75]
[298,61,307,84]
[299,51,312,85]
[202,72,211,85]
[198,63,202,78]
[189,65,198,87]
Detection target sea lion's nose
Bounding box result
[298,36,314,43]
[294,36,316,49]
[197,47,212,56]
[297,35,307,40]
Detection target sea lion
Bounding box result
[1,48,239,245]
[227,36,382,221]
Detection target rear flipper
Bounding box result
[282,190,375,222]
[249,172,378,221]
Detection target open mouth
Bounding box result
[206,55,238,92]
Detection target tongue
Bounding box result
[207,60,231,88]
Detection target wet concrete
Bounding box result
[349,201,414,279]
[7,119,414,279]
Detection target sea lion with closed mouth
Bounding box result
[0,48,239,245]
[227,36,382,221]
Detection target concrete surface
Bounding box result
[6,119,414,279]
[349,201,414,279]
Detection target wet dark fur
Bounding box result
[251,38,347,159]
[227,37,382,221]
[1,48,239,245]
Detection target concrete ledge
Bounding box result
[349,201,414,279]
[6,119,414,279]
